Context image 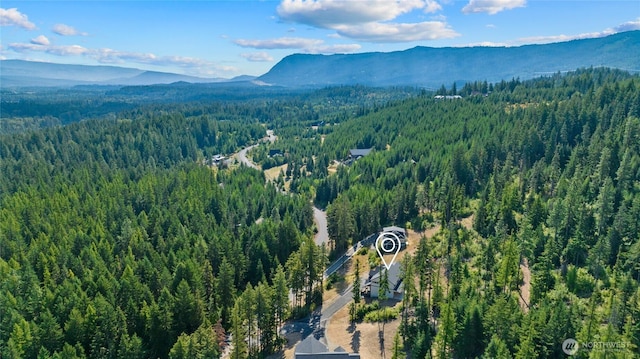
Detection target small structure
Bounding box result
[434,95,462,100]
[269,149,284,157]
[381,226,407,248]
[295,336,360,358]
[363,262,403,299]
[349,148,372,159]
[207,154,226,166]
[343,148,372,165]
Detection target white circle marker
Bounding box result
[562,338,579,355]
[375,231,402,270]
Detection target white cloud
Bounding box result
[31,35,50,46]
[0,8,36,30]
[278,0,439,27]
[234,36,361,54]
[309,43,362,53]
[7,42,236,77]
[235,37,324,49]
[276,0,455,42]
[334,21,459,42]
[513,17,640,45]
[462,0,526,15]
[52,23,87,36]
[10,42,88,56]
[241,52,274,62]
[455,41,507,47]
[612,17,640,33]
[423,0,443,13]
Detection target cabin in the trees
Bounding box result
[269,149,284,157]
[363,262,403,299]
[206,154,227,166]
[381,226,407,248]
[349,148,372,159]
[295,335,360,358]
[343,148,372,165]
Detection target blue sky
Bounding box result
[1,1,639,78]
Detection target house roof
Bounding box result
[295,336,329,354]
[295,336,361,358]
[367,262,402,288]
[382,226,406,236]
[349,148,372,157]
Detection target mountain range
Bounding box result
[2,31,639,89]
[0,60,251,88]
[258,30,640,88]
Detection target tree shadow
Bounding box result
[351,330,361,353]
[378,329,385,358]
[347,320,356,333]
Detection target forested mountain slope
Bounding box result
[259,31,640,88]
[261,68,640,358]
[0,110,322,358]
[0,68,639,358]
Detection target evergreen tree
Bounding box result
[271,264,289,332]
[352,259,361,304]
[327,195,356,255]
[230,302,247,359]
[217,257,236,327]
[379,267,390,302]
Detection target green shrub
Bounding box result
[364,307,399,323]
[352,301,380,321]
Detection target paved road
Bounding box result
[233,133,329,250]
[323,233,377,279]
[266,129,277,143]
[234,144,259,169]
[229,130,363,348]
[313,207,329,246]
[321,283,354,322]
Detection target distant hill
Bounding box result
[258,31,640,88]
[0,60,227,87]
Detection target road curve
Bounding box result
[234,144,259,169]
[313,207,329,246]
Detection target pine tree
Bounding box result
[230,302,247,359]
[217,257,236,327]
[326,195,355,255]
[379,267,390,302]
[353,259,361,304]
[482,334,512,359]
[391,331,403,359]
[400,254,416,343]
[435,298,456,359]
[271,264,289,332]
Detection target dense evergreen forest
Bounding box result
[260,68,640,358]
[1,68,639,358]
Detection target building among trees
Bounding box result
[295,335,360,358]
[363,262,403,299]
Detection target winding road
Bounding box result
[234,144,259,170]
[226,130,359,353]
[232,131,329,247]
[313,207,329,246]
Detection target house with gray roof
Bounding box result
[295,336,360,358]
[363,262,403,299]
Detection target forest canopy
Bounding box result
[1,68,639,358]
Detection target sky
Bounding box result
[1,1,639,78]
